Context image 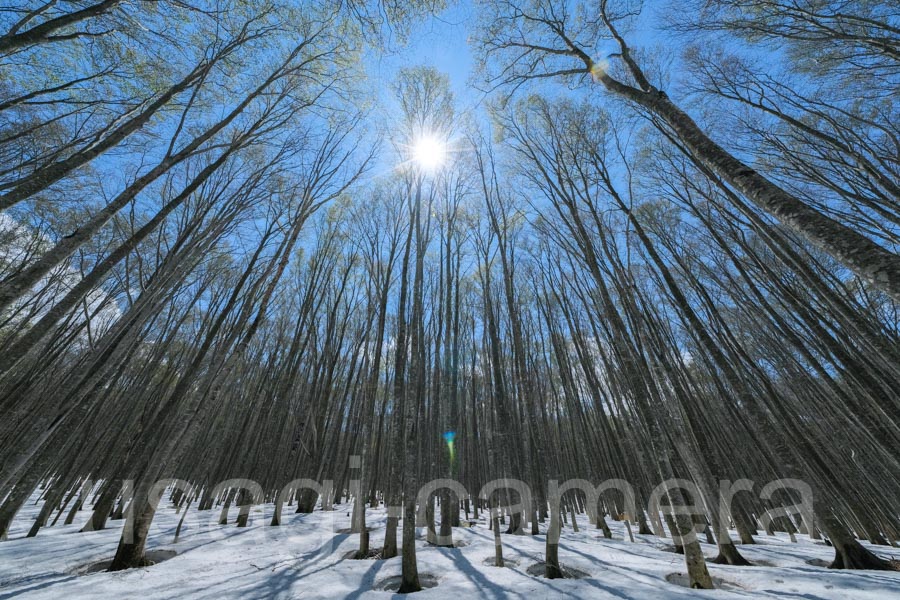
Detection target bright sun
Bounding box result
[412,134,446,171]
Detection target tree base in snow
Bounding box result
[829,543,898,571]
[711,543,753,566]
[665,572,744,591]
[78,550,177,574]
[344,548,382,560]
[374,573,439,593]
[526,562,589,579]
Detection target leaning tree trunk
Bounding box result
[587,47,900,301]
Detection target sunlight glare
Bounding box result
[412,134,446,171]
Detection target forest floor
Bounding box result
[1,494,899,599]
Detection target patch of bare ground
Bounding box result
[373,573,439,593]
[73,550,177,575]
[525,562,589,579]
[665,572,745,591]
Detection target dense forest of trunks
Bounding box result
[0,0,897,592]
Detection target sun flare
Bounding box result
[412,134,446,171]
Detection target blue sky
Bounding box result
[359,0,671,144]
[367,1,478,113]
[356,1,482,182]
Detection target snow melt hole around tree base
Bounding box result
[525,561,590,578]
[665,572,746,591]
[373,573,440,593]
[73,549,178,575]
[481,556,520,567]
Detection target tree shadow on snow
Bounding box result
[223,532,353,599]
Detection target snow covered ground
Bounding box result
[1,494,898,599]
